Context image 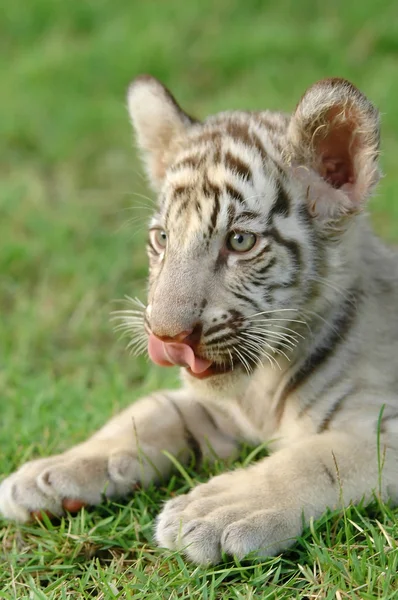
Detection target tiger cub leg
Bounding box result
[0,391,238,522]
[156,430,398,564]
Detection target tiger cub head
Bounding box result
[126,75,380,390]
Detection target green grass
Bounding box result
[1,0,398,597]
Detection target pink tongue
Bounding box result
[148,334,213,374]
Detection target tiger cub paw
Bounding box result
[155,469,301,564]
[0,448,145,522]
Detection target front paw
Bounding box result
[0,448,145,522]
[155,470,302,564]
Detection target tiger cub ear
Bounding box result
[287,78,381,219]
[127,75,197,190]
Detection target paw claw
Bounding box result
[31,509,58,521]
[62,499,87,513]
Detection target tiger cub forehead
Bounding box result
[158,111,294,236]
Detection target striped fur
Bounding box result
[1,76,398,566]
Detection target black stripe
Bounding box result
[316,391,352,432]
[268,181,291,221]
[225,122,269,165]
[379,412,398,434]
[198,298,207,317]
[257,257,276,274]
[196,403,224,436]
[197,130,222,145]
[173,197,190,220]
[165,396,202,465]
[244,245,270,263]
[204,322,230,337]
[226,122,255,150]
[250,131,269,163]
[236,210,261,221]
[225,183,245,204]
[212,140,222,164]
[203,176,221,200]
[229,308,244,322]
[205,312,243,338]
[266,274,297,291]
[275,290,360,423]
[202,176,221,236]
[184,430,202,465]
[268,227,301,271]
[239,281,258,295]
[224,151,253,182]
[231,291,263,312]
[210,194,220,233]
[293,310,357,393]
[214,252,228,272]
[320,461,336,485]
[205,333,235,346]
[173,154,204,170]
[247,277,268,288]
[173,185,191,199]
[197,403,238,446]
[297,202,313,229]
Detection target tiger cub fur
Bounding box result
[1,76,398,565]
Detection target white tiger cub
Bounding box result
[1,76,398,565]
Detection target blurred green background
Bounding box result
[2,1,398,597]
[2,0,398,476]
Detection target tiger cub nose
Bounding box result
[154,323,203,347]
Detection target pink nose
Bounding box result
[157,329,193,344]
[153,323,203,347]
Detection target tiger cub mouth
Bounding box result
[147,333,234,378]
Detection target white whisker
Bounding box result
[239,342,269,370]
[240,339,277,370]
[117,216,151,233]
[112,324,144,335]
[126,335,148,356]
[247,308,300,318]
[111,316,144,325]
[125,296,146,309]
[252,317,307,326]
[128,191,157,206]
[119,203,155,213]
[238,334,282,369]
[244,326,299,344]
[242,330,296,353]
[233,347,253,375]
[308,276,355,303]
[250,320,308,337]
[227,348,234,371]
[111,296,147,357]
[111,310,145,320]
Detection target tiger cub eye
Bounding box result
[226,231,257,253]
[149,229,167,252]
